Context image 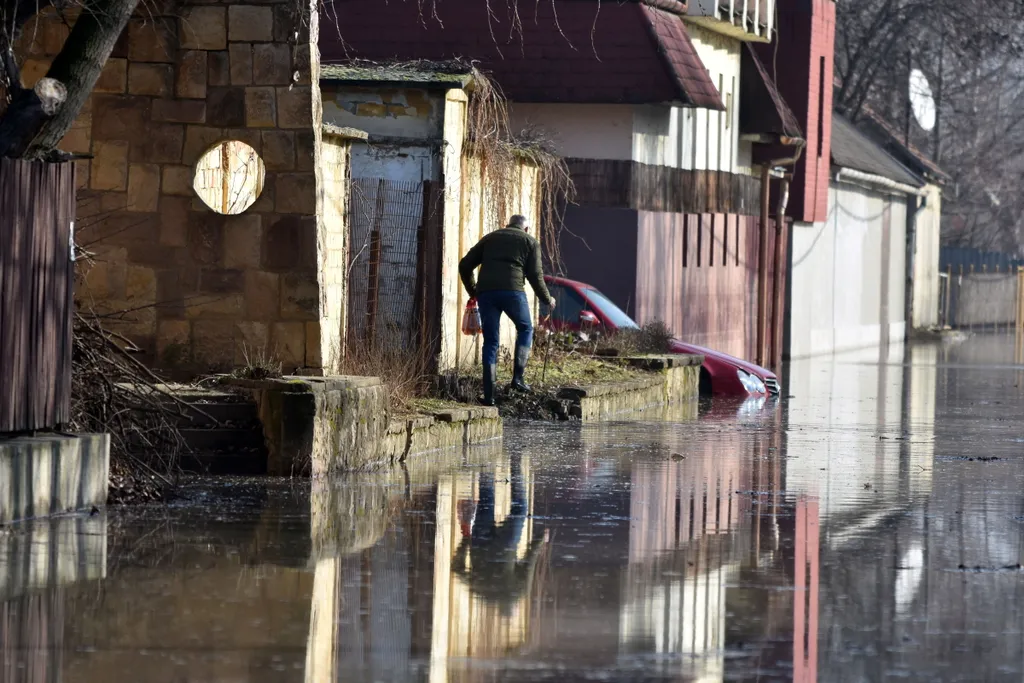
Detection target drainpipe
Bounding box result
[756,136,804,367]
[771,173,792,370]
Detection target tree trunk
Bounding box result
[0,0,139,159]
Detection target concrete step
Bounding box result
[178,450,268,476]
[173,401,261,430]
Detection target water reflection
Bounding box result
[9,338,1024,682]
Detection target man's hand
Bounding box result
[547,299,556,310]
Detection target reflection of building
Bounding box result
[0,514,107,683]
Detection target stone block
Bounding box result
[127,164,160,212]
[274,173,316,214]
[176,50,207,99]
[229,43,253,85]
[75,160,90,190]
[19,58,49,88]
[253,43,291,85]
[60,109,92,155]
[128,241,186,268]
[208,50,230,87]
[40,19,70,56]
[223,214,263,268]
[129,123,184,164]
[291,44,312,85]
[126,265,158,304]
[187,214,224,265]
[80,245,127,300]
[262,215,316,271]
[270,322,305,367]
[183,126,226,165]
[95,58,127,93]
[228,6,273,42]
[92,95,150,142]
[90,140,129,191]
[191,320,236,368]
[156,268,200,319]
[276,86,311,128]
[280,272,319,320]
[220,127,263,153]
[152,99,207,124]
[129,18,175,62]
[245,86,277,127]
[200,268,245,294]
[181,7,227,50]
[159,195,192,246]
[234,321,269,364]
[162,165,193,197]
[295,130,315,171]
[157,320,191,365]
[260,130,294,171]
[186,294,245,320]
[207,86,246,127]
[305,321,321,368]
[128,62,173,96]
[245,270,280,320]
[272,4,294,42]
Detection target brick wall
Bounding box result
[755,0,835,224]
[17,0,324,374]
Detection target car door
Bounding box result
[539,282,588,331]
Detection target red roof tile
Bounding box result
[319,0,722,107]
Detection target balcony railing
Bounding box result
[686,0,775,42]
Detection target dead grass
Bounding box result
[230,343,283,380]
[593,320,675,357]
[338,339,433,413]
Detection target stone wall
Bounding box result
[17,0,326,374]
[556,356,702,421]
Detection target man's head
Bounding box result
[507,215,528,231]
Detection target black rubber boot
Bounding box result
[510,346,532,392]
[481,364,497,406]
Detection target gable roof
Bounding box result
[831,114,923,188]
[857,110,951,184]
[319,0,724,108]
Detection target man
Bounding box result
[459,214,555,406]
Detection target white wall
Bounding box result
[509,26,753,174]
[912,184,942,329]
[788,181,908,359]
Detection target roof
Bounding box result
[830,114,923,188]
[320,60,476,89]
[857,110,951,184]
[319,0,724,108]
[739,43,802,139]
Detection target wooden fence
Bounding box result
[0,159,76,433]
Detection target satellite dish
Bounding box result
[909,68,936,132]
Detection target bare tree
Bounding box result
[0,0,139,160]
[836,0,1024,254]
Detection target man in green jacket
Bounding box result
[459,214,555,406]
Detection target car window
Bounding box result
[541,284,586,322]
[582,288,639,329]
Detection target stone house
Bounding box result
[14,0,543,376]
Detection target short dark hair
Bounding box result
[508,214,527,228]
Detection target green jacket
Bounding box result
[459,227,554,305]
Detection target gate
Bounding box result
[0,159,76,433]
[346,178,442,357]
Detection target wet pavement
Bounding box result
[3,335,1024,682]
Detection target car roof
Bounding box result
[544,275,594,290]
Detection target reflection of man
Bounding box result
[453,455,549,613]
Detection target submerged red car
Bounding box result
[541,276,780,397]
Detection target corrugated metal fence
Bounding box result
[0,159,76,433]
[940,246,1024,274]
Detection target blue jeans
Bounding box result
[477,290,533,366]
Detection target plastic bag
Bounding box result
[462,298,483,336]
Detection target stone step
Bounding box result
[173,401,261,430]
[178,450,268,476]
[179,428,266,452]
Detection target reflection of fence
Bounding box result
[939,267,1022,330]
[0,159,75,433]
[347,178,442,353]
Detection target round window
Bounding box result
[193,140,266,215]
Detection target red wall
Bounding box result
[757,0,836,224]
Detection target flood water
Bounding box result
[4,336,1024,682]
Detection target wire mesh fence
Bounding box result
[347,178,434,352]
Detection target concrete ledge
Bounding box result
[384,406,501,461]
[222,375,389,476]
[556,360,701,421]
[0,434,110,524]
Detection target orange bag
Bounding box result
[462,298,483,336]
